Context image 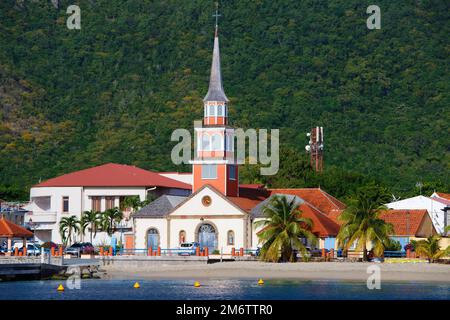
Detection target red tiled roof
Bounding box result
[0,218,33,238]
[34,163,192,189]
[228,196,263,212]
[434,192,450,201]
[255,203,340,238]
[378,209,431,236]
[299,203,341,237]
[228,185,271,212]
[327,210,345,225]
[268,188,346,215]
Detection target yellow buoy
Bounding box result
[57,284,65,291]
[133,282,140,289]
[194,281,201,288]
[258,278,264,285]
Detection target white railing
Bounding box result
[25,212,57,223]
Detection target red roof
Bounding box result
[268,188,346,215]
[434,192,450,201]
[299,203,340,237]
[378,209,432,236]
[0,218,33,238]
[34,163,192,189]
[228,196,265,212]
[256,203,340,238]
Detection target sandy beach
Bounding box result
[101,261,450,282]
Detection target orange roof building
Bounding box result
[0,217,33,255]
[378,209,437,237]
[0,217,33,238]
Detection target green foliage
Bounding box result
[80,210,101,243]
[121,196,150,211]
[384,239,401,251]
[415,236,449,263]
[0,1,449,200]
[100,207,123,236]
[337,187,394,260]
[59,215,81,246]
[255,195,317,262]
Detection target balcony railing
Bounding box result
[25,212,57,223]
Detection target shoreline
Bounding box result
[100,261,450,283]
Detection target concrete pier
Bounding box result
[99,255,208,269]
[0,256,100,281]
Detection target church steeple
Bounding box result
[191,3,239,197]
[203,4,228,103]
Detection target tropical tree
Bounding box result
[122,196,151,212]
[100,207,123,236]
[415,236,450,263]
[59,215,80,246]
[80,210,101,243]
[255,195,317,262]
[337,186,394,261]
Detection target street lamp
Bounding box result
[28,218,36,250]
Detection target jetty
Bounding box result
[0,256,100,281]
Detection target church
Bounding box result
[131,24,346,254]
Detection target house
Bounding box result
[386,195,450,235]
[378,209,437,250]
[0,201,28,226]
[24,163,191,244]
[250,194,341,250]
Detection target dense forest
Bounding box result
[0,0,449,201]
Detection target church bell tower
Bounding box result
[190,5,238,196]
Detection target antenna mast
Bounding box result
[305,126,324,172]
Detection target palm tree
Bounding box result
[415,235,450,263]
[80,210,101,243]
[122,196,150,212]
[100,207,123,236]
[59,215,80,246]
[255,195,317,262]
[337,187,394,261]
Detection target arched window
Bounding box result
[211,134,222,151]
[227,230,235,245]
[202,134,210,151]
[217,105,224,116]
[209,105,216,116]
[179,230,186,244]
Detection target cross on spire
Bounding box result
[213,2,221,37]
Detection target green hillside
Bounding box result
[0,0,449,200]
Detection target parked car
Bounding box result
[178,242,200,256]
[18,243,41,256]
[65,242,95,257]
[0,243,8,255]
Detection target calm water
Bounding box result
[0,279,448,300]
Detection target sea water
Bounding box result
[0,279,448,300]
